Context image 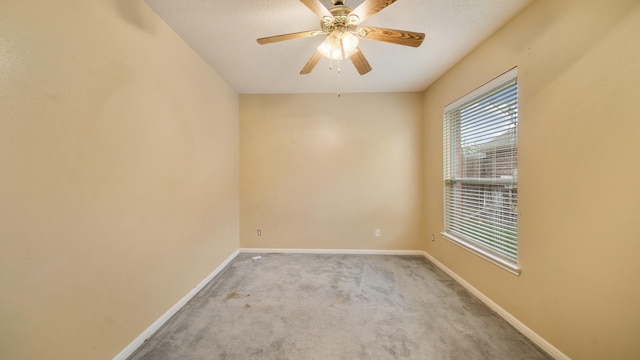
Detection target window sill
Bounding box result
[440,232,521,276]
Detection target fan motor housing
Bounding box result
[321,4,358,33]
[329,5,352,16]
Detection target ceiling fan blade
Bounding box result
[257,30,321,45]
[299,0,332,18]
[349,48,372,75]
[359,26,425,47]
[349,0,397,23]
[300,50,323,74]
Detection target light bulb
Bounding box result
[317,30,359,60]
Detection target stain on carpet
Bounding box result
[225,291,249,300]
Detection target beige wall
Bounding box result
[423,0,640,359]
[0,1,239,359]
[240,93,423,250]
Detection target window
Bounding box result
[443,68,519,274]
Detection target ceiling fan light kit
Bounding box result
[257,0,425,76]
[317,30,359,60]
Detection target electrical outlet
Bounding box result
[257,229,261,236]
[431,234,434,241]
[375,228,381,237]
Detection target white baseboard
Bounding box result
[422,251,570,360]
[239,248,425,256]
[112,249,240,360]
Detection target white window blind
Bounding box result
[443,68,519,264]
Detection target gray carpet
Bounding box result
[128,254,551,359]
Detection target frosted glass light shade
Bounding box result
[318,30,359,60]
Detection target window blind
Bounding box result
[443,69,519,262]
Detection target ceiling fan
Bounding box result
[256,0,425,75]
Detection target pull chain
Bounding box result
[338,60,342,97]
[328,59,342,97]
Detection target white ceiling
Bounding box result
[144,0,532,94]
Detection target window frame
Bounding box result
[442,68,521,276]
